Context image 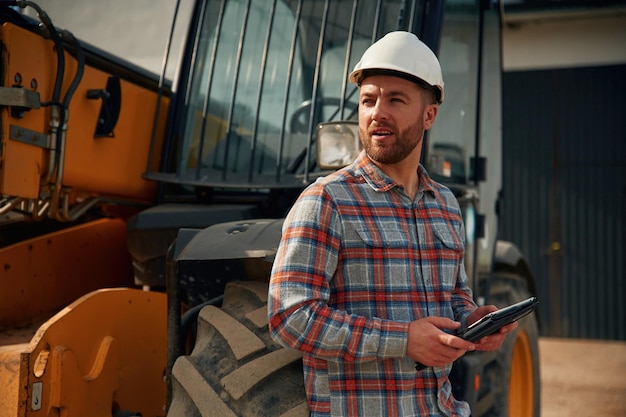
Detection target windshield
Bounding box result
[171,0,424,188]
[426,0,480,185]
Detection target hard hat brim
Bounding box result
[350,68,443,104]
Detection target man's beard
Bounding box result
[359,121,424,165]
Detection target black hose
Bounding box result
[17,1,64,103]
[59,30,85,111]
[16,0,68,174]
[179,295,224,342]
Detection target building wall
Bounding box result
[502,12,626,70]
[500,11,626,340]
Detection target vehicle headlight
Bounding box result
[316,121,361,170]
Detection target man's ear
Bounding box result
[423,104,438,130]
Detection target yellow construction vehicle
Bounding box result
[0,1,540,416]
[0,2,169,416]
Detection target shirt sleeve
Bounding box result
[268,183,409,362]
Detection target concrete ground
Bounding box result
[539,337,626,417]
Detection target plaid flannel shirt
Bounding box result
[269,152,476,416]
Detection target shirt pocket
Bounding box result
[343,222,413,280]
[431,223,464,292]
[353,225,409,249]
[431,223,464,253]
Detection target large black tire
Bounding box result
[485,272,541,417]
[167,281,309,417]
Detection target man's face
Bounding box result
[358,75,437,165]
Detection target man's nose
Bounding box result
[371,100,389,121]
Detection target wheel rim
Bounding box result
[508,330,535,417]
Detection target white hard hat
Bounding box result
[349,31,444,104]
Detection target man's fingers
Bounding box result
[435,345,469,364]
[442,333,476,351]
[408,317,477,365]
[425,316,462,330]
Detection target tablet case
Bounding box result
[458,296,538,343]
[415,296,538,371]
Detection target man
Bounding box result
[268,31,516,416]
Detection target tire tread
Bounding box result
[167,281,308,417]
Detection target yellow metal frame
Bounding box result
[0,218,135,329]
[0,288,167,417]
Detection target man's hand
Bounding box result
[407,317,476,368]
[466,305,519,351]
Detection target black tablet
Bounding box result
[458,296,538,343]
[415,296,538,371]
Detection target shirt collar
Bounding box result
[352,151,437,196]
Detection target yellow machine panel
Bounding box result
[0,24,47,198]
[0,23,168,202]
